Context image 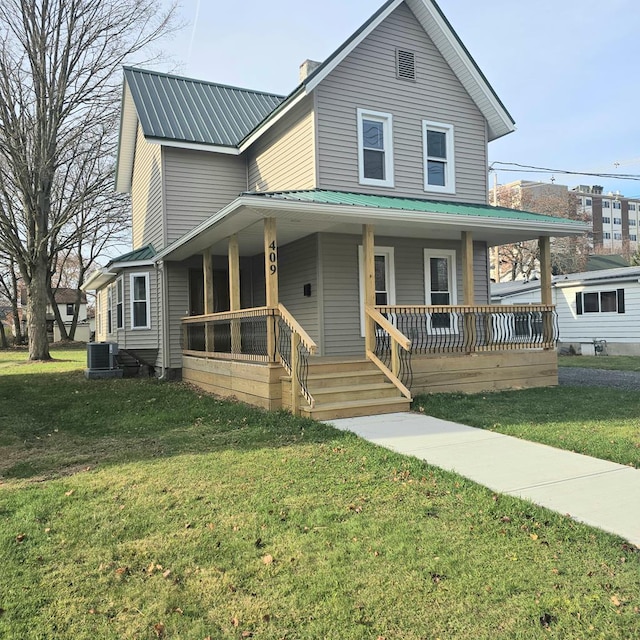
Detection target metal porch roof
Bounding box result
[248,190,589,228]
[107,244,156,266]
[123,67,285,147]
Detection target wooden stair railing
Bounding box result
[365,306,412,400]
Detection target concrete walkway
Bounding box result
[328,412,640,547]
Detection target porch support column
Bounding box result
[362,224,375,354]
[461,231,475,305]
[264,218,279,361]
[461,231,476,351]
[539,235,554,347]
[203,249,215,352]
[229,235,241,354]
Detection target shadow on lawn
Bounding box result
[0,371,349,481]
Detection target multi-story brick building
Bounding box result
[491,180,640,252]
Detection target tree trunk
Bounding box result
[0,320,7,348]
[26,257,51,360]
[9,261,23,344]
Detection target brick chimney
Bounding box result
[299,59,321,83]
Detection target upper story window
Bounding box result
[66,303,74,317]
[423,121,455,194]
[613,201,621,209]
[603,200,610,208]
[613,217,622,225]
[130,273,151,329]
[602,216,610,224]
[603,232,611,239]
[629,219,636,226]
[630,203,637,211]
[585,198,592,206]
[630,234,637,241]
[357,109,394,187]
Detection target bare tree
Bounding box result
[0,252,23,343]
[493,186,590,280]
[0,0,177,360]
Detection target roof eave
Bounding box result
[80,270,118,291]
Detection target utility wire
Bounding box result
[490,161,640,181]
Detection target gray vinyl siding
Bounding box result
[165,262,190,369]
[163,148,247,246]
[277,235,320,344]
[473,242,490,304]
[131,125,164,250]
[96,268,161,364]
[315,3,488,203]
[319,233,489,356]
[247,96,316,192]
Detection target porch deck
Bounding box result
[181,304,558,419]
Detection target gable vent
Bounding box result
[396,49,416,81]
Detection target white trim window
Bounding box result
[424,249,457,331]
[358,246,396,336]
[107,286,114,334]
[116,277,124,329]
[130,273,151,329]
[357,108,394,187]
[423,121,455,194]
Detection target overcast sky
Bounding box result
[158,0,640,198]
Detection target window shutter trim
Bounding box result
[617,288,625,313]
[575,292,583,315]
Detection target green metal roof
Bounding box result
[248,190,588,226]
[124,67,285,147]
[108,244,156,265]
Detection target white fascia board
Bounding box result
[237,1,401,153]
[109,259,156,269]
[80,270,117,291]
[238,91,307,152]
[303,0,403,94]
[115,82,139,193]
[406,0,514,140]
[154,197,251,261]
[148,138,240,155]
[555,276,640,289]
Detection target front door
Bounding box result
[424,249,457,330]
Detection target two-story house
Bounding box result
[82,0,587,419]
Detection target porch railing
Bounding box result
[365,306,412,398]
[182,306,278,361]
[374,305,558,354]
[181,305,318,414]
[276,304,318,412]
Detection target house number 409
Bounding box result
[269,241,277,274]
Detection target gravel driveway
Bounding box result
[558,367,640,390]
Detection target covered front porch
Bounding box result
[157,190,585,419]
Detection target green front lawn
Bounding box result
[1,350,640,638]
[559,355,640,371]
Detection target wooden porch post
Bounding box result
[203,249,215,352]
[363,224,375,354]
[539,235,554,346]
[461,231,476,350]
[264,218,279,360]
[228,234,241,354]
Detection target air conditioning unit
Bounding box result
[85,342,123,379]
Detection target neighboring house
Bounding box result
[82,0,586,418]
[19,287,90,342]
[492,267,640,356]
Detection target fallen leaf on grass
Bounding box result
[162,569,172,579]
[530,534,539,541]
[611,595,622,607]
[16,534,26,543]
[153,622,165,637]
[65,490,74,497]
[262,554,273,565]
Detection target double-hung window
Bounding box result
[357,109,394,187]
[423,121,455,194]
[116,278,124,329]
[130,273,150,329]
[424,249,457,331]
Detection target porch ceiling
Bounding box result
[156,192,589,262]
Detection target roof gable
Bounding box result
[117,0,514,190]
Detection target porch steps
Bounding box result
[283,358,411,420]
